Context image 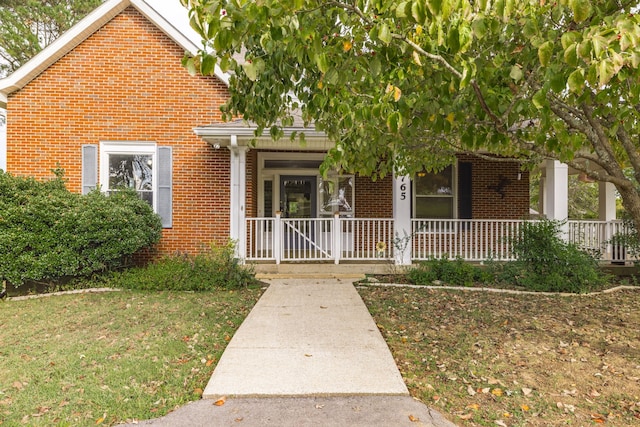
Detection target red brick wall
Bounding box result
[457,154,530,219]
[355,175,393,218]
[6,7,230,255]
[353,155,529,219]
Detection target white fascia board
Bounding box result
[0,0,230,108]
[0,0,131,106]
[194,125,328,139]
[194,125,331,150]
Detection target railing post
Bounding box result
[274,211,282,265]
[333,212,341,264]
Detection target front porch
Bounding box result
[243,216,637,265]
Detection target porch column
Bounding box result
[0,109,6,171]
[598,181,617,221]
[228,135,248,260]
[544,159,569,239]
[393,174,412,265]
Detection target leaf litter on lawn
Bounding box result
[0,288,263,426]
[359,285,640,426]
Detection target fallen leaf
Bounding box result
[522,387,533,396]
[495,420,507,427]
[589,389,601,397]
[591,413,606,423]
[467,403,481,411]
[408,414,419,422]
[214,397,226,406]
[193,388,203,396]
[481,387,491,394]
[96,417,105,425]
[12,381,23,390]
[458,413,473,420]
[235,417,244,422]
[206,359,214,367]
[315,404,324,409]
[521,404,530,411]
[467,385,476,396]
[491,388,504,397]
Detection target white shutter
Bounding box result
[157,146,173,228]
[81,144,98,194]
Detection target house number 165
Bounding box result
[400,177,407,201]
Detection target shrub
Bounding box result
[499,220,607,293]
[108,240,257,291]
[407,256,490,287]
[0,171,162,286]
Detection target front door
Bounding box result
[280,176,317,253]
[280,176,316,218]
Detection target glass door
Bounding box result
[280,176,317,252]
[280,176,316,218]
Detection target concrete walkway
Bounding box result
[204,278,407,397]
[128,278,457,426]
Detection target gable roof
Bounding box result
[0,0,228,108]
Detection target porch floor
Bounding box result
[252,262,405,279]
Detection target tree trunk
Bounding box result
[617,185,640,236]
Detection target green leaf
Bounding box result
[411,0,427,24]
[567,68,585,94]
[509,65,523,82]
[182,56,198,76]
[386,111,403,133]
[563,43,578,67]
[570,0,592,23]
[532,89,547,109]
[598,59,615,87]
[200,53,216,76]
[538,41,553,66]
[242,61,257,81]
[314,53,329,73]
[395,1,409,18]
[472,17,487,39]
[371,56,382,77]
[378,23,392,45]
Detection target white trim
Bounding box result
[99,141,157,212]
[0,0,228,107]
[0,108,6,171]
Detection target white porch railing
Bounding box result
[246,215,394,263]
[411,219,524,261]
[568,220,635,263]
[245,217,637,264]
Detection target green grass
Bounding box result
[0,288,263,425]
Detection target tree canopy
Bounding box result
[0,0,104,77]
[188,0,639,231]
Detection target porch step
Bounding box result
[252,263,404,280]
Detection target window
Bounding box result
[101,142,157,209]
[319,176,354,217]
[414,166,454,219]
[82,142,173,228]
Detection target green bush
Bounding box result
[498,220,607,293]
[0,171,162,286]
[108,240,257,291]
[407,256,490,287]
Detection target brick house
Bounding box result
[2,0,619,265]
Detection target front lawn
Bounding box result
[0,288,263,425]
[359,285,640,426]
